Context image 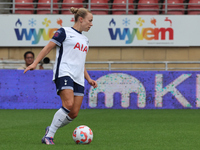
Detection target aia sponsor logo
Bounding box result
[74,42,87,53]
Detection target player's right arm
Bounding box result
[24,41,56,73]
[24,28,66,73]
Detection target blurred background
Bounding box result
[0,0,200,71]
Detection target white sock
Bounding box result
[60,114,73,128]
[46,107,73,138]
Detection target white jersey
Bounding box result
[51,27,89,87]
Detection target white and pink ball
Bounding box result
[72,125,93,144]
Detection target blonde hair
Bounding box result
[70,7,91,22]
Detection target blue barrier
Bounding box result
[0,70,199,109]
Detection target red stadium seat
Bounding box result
[90,0,109,15]
[137,0,159,15]
[15,0,34,14]
[61,0,84,14]
[112,0,134,14]
[187,0,200,15]
[37,0,59,14]
[162,0,185,15]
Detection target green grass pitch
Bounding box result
[0,109,200,150]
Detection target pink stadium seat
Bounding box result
[162,0,184,15]
[61,0,84,14]
[187,0,200,15]
[37,0,59,14]
[112,0,134,14]
[137,0,159,15]
[90,0,109,15]
[15,0,34,14]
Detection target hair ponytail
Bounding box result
[70,7,91,22]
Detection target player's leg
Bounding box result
[57,83,84,128]
[42,76,74,145]
[68,96,84,119]
[42,89,74,145]
[68,82,84,119]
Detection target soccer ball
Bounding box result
[72,125,93,144]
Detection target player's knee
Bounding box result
[63,101,74,111]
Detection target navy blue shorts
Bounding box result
[54,76,84,96]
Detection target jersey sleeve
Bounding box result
[50,28,66,47]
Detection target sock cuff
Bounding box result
[66,114,73,121]
[61,106,70,114]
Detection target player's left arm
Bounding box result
[84,67,97,88]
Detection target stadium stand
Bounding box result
[14,0,34,14]
[111,0,134,14]
[137,0,160,15]
[90,0,109,15]
[0,0,12,14]
[162,0,185,15]
[61,0,84,14]
[187,0,200,14]
[36,0,59,14]
[2,0,200,15]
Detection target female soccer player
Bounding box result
[24,7,97,145]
